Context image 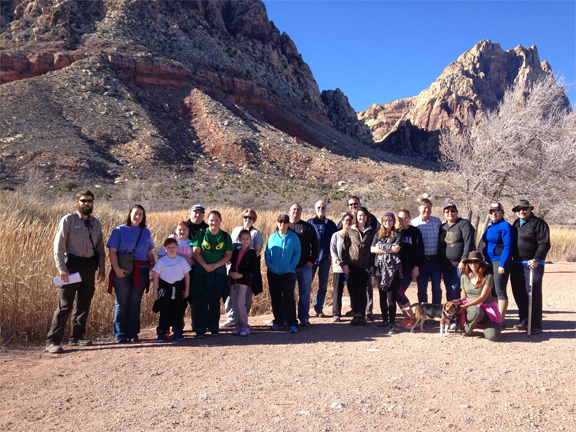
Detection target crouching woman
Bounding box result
[459,251,502,341]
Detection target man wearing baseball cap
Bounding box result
[438,203,476,303]
[510,199,550,335]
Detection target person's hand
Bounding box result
[152,291,159,301]
[114,267,127,278]
[97,272,106,283]
[498,267,506,275]
[390,245,401,254]
[60,270,70,284]
[183,289,189,299]
[343,265,350,275]
[204,263,215,272]
[411,267,420,279]
[306,262,313,267]
[458,261,466,272]
[528,259,538,269]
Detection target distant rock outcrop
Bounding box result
[321,88,373,145]
[358,40,570,159]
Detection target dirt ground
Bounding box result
[1,263,575,432]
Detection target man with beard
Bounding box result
[46,190,106,354]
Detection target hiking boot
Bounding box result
[315,311,326,318]
[345,310,354,317]
[68,338,92,346]
[350,315,360,326]
[45,343,63,354]
[358,316,367,326]
[513,321,528,330]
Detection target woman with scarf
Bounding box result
[371,212,403,334]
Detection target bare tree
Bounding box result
[440,73,576,229]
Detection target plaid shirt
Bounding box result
[411,215,442,256]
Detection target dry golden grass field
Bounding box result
[1,191,574,347]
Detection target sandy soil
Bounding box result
[1,263,575,432]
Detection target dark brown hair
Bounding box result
[126,204,147,228]
[75,189,94,200]
[242,208,258,223]
[352,206,371,228]
[462,262,489,288]
[163,237,178,248]
[418,198,432,206]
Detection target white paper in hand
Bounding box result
[53,272,82,287]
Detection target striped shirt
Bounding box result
[411,215,442,256]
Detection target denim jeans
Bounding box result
[312,257,331,313]
[416,257,442,304]
[296,265,313,323]
[441,267,461,301]
[113,266,148,340]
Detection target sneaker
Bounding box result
[350,316,360,326]
[375,321,389,329]
[345,310,354,317]
[157,334,166,341]
[388,324,396,334]
[333,316,341,322]
[301,321,311,327]
[210,332,219,337]
[220,320,235,328]
[449,322,457,330]
[315,311,326,318]
[270,324,282,330]
[232,326,242,335]
[513,321,528,330]
[45,343,63,354]
[68,338,92,346]
[196,333,205,339]
[130,337,140,343]
[530,328,543,335]
[366,314,375,322]
[404,320,415,330]
[175,332,184,341]
[399,318,409,327]
[358,316,367,326]
[117,338,130,344]
[240,327,251,336]
[289,326,298,333]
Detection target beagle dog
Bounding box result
[402,301,462,336]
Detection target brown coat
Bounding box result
[342,225,376,269]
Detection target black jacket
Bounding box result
[229,248,263,295]
[438,218,476,269]
[512,214,550,262]
[399,226,424,268]
[289,220,319,268]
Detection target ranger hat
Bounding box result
[511,199,534,212]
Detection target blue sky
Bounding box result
[262,1,576,112]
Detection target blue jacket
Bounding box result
[307,217,338,263]
[482,218,514,268]
[265,230,301,275]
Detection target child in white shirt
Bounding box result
[152,238,191,341]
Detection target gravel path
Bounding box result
[1,263,575,432]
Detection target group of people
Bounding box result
[45,190,550,353]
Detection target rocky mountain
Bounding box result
[358,40,570,159]
[2,0,450,210]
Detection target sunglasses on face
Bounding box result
[79,199,94,204]
[517,207,530,212]
[278,220,288,224]
[489,210,501,214]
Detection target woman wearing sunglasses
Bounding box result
[481,202,513,327]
